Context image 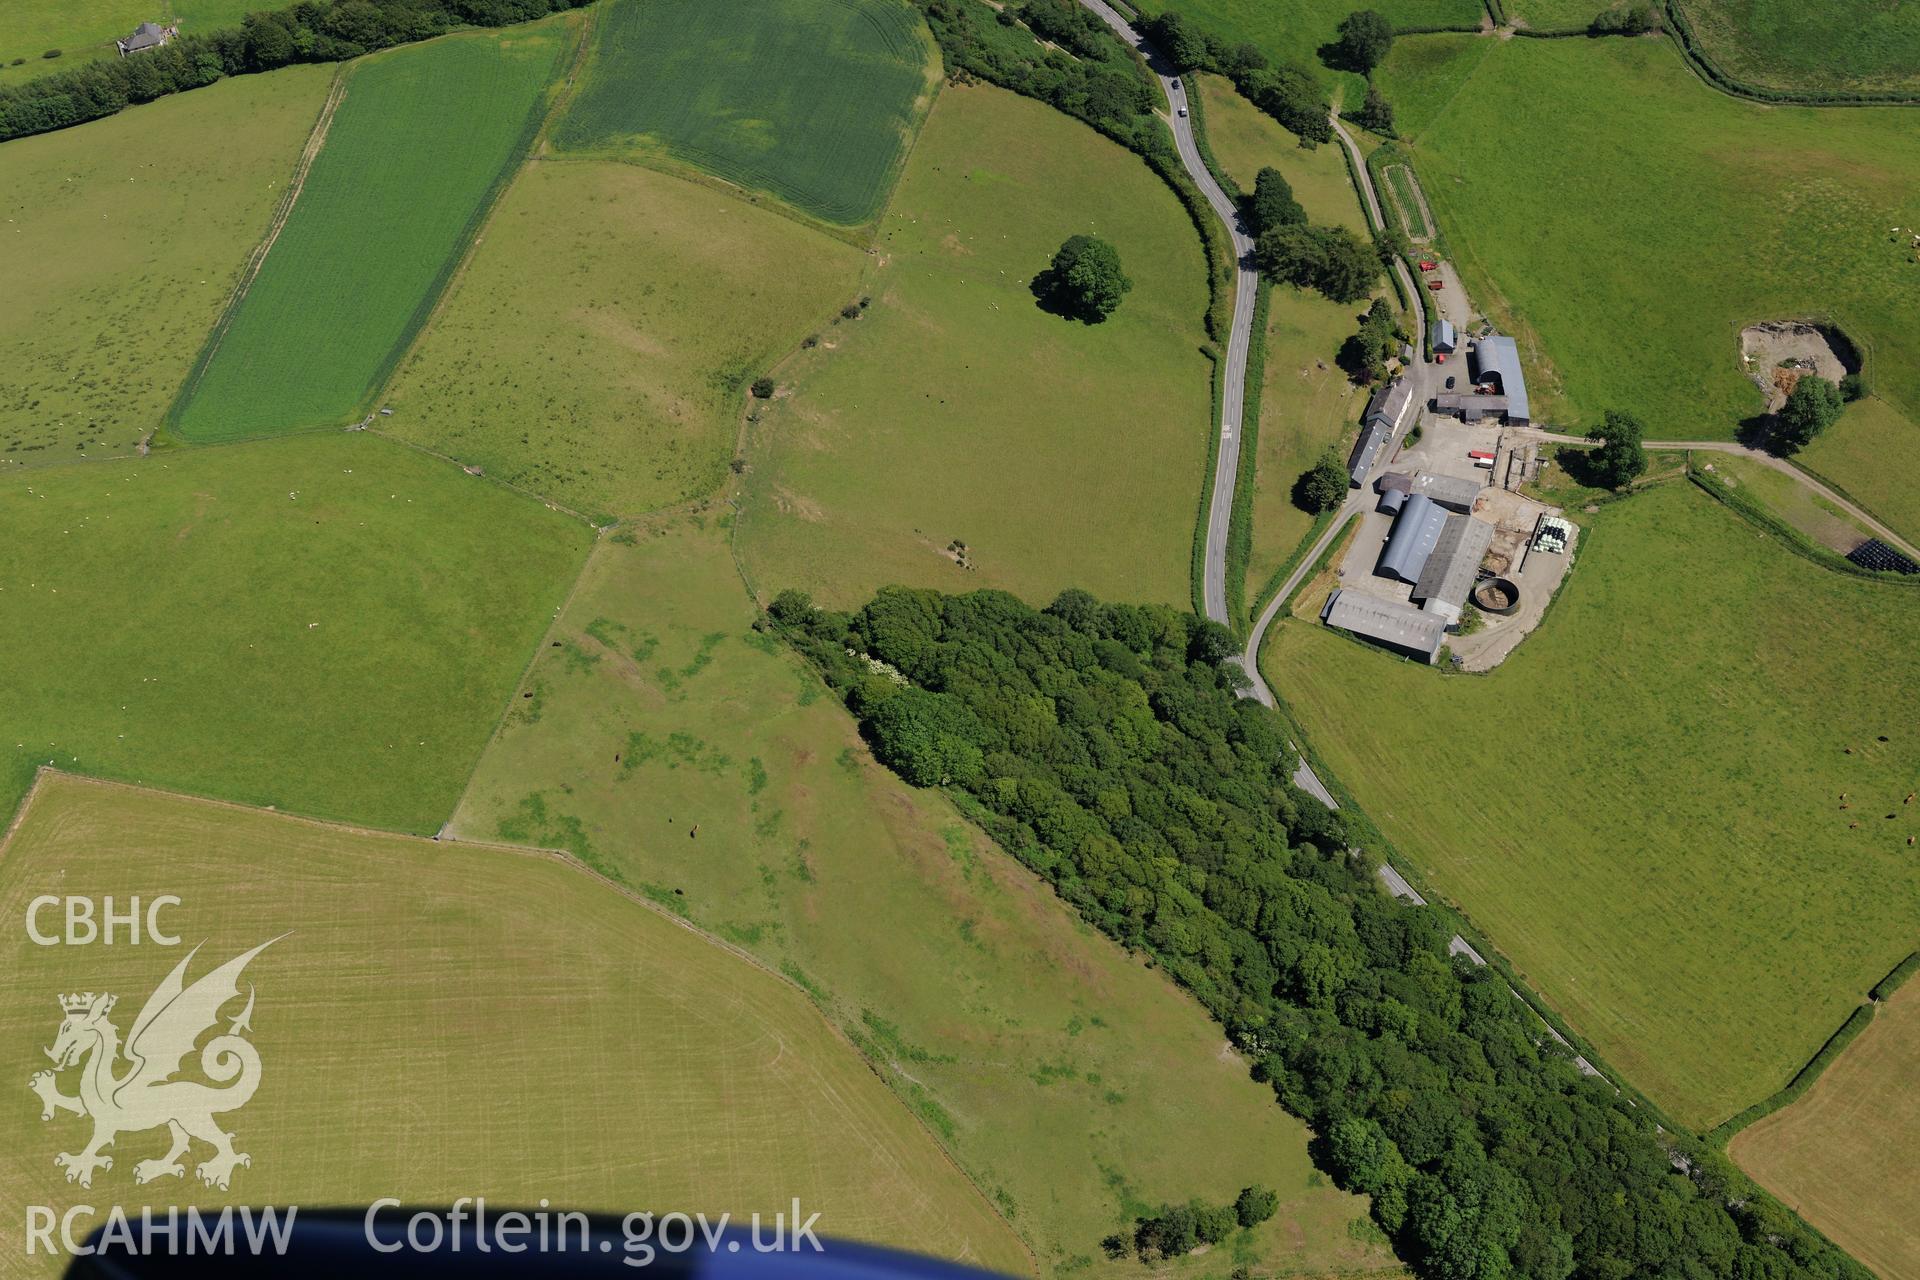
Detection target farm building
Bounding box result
[1377,471,1482,514]
[1378,493,1448,582]
[117,21,177,54]
[1364,378,1414,432]
[1323,589,1447,663]
[1430,318,1457,355]
[1349,420,1392,487]
[1432,334,1531,425]
[1412,514,1494,623]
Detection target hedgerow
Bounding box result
[0,0,593,144]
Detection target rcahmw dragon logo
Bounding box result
[28,936,284,1190]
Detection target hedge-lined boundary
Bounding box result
[1869,949,1920,1001]
[1661,0,1920,106]
[1246,505,1336,632]
[1224,279,1272,633]
[1707,1004,1876,1144]
[1191,346,1227,618]
[1687,465,1920,586]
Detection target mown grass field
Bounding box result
[1730,980,1920,1280]
[736,86,1210,610]
[0,65,334,468]
[1196,74,1368,231]
[1798,395,1920,545]
[552,0,934,227]
[1371,32,1494,141]
[1672,0,1920,93]
[170,24,572,442]
[386,160,863,520]
[0,432,590,834]
[1411,37,1920,444]
[0,0,254,84]
[1259,481,1920,1128]
[0,773,1028,1276]
[450,511,1399,1279]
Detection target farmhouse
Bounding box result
[1322,589,1446,663]
[1432,334,1531,425]
[117,21,178,55]
[1348,377,1414,486]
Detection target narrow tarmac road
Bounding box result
[1078,0,1256,630]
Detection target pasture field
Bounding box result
[1798,395,1920,545]
[0,432,591,834]
[1244,289,1371,607]
[450,512,1399,1280]
[1259,481,1920,1128]
[1710,454,1875,554]
[1730,980,1920,1280]
[0,0,254,84]
[0,65,334,468]
[1371,32,1493,141]
[1411,37,1920,439]
[0,773,1027,1276]
[1500,0,1608,31]
[552,0,934,228]
[385,160,864,519]
[1133,0,1483,95]
[736,86,1210,610]
[1195,74,1368,231]
[170,23,573,442]
[1671,0,1920,94]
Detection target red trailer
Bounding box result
[1418,260,1437,271]
[1427,280,1444,291]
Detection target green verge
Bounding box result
[1224,279,1272,631]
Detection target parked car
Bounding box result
[1445,376,1456,389]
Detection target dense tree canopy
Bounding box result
[1035,234,1132,323]
[1773,375,1844,454]
[0,0,591,142]
[1349,84,1397,136]
[1335,10,1394,74]
[1257,223,1381,303]
[1141,9,1333,144]
[1588,409,1649,488]
[1251,166,1308,235]
[771,585,1870,1280]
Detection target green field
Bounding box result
[0,65,334,468]
[1196,74,1368,230]
[737,85,1211,610]
[170,24,572,442]
[1134,0,1484,100]
[0,0,255,85]
[386,160,863,519]
[0,432,591,833]
[553,0,934,227]
[450,511,1399,1279]
[1500,0,1608,31]
[1672,0,1920,93]
[1410,37,1920,445]
[1371,32,1494,141]
[0,773,1030,1276]
[1730,981,1920,1280]
[1798,395,1920,544]
[1244,289,1371,607]
[1260,481,1920,1128]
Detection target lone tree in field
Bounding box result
[1773,375,1844,454]
[1588,409,1648,488]
[1333,10,1393,74]
[1298,447,1350,512]
[1035,234,1132,323]
[1347,85,1396,136]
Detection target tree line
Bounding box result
[767,585,1870,1280]
[0,0,591,144]
[1140,9,1333,145]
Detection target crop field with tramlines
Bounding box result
[0,773,1029,1277]
[552,0,934,227]
[169,22,572,442]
